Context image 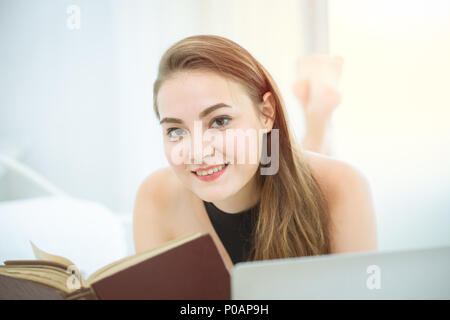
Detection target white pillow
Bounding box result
[0,196,128,278]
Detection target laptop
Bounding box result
[231,245,450,299]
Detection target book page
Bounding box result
[30,241,77,270]
[0,264,72,293]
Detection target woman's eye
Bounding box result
[166,128,186,141]
[211,116,231,129]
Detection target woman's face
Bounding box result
[157,70,274,202]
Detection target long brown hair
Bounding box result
[153,35,332,260]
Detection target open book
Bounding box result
[0,232,230,300]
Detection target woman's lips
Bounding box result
[192,163,229,182]
[192,163,227,173]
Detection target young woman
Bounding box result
[133,35,377,272]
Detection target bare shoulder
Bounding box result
[134,166,181,212]
[132,166,183,253]
[302,150,377,253]
[302,150,370,202]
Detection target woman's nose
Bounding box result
[182,134,208,165]
[185,129,219,165]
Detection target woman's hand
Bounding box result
[293,53,344,155]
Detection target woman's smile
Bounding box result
[191,163,230,182]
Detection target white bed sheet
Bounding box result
[0,196,130,278]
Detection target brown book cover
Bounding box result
[0,232,230,300]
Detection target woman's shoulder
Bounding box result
[135,166,185,214]
[133,166,186,252]
[302,149,377,252]
[302,150,371,204]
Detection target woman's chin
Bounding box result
[193,182,236,203]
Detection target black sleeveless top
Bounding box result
[203,200,259,264]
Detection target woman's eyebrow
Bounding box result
[159,103,232,125]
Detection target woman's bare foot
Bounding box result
[293,53,344,155]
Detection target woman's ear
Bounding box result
[260,91,276,132]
